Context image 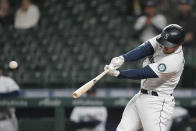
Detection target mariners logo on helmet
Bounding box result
[163,33,169,40]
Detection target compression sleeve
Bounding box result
[123,41,154,62]
[118,65,158,79]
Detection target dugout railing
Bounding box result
[0,97,196,131]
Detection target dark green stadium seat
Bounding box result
[19,118,54,131]
[1,0,195,88]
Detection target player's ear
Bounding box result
[174,43,182,49]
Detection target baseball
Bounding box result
[9,61,18,69]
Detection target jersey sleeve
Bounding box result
[70,107,80,122]
[148,57,180,77]
[7,78,20,92]
[122,41,154,62]
[148,36,159,51]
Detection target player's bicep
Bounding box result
[123,41,154,62]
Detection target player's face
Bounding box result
[22,0,31,9]
[161,45,179,54]
[179,4,191,13]
[145,6,156,17]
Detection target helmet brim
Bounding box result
[156,35,178,48]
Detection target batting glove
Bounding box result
[104,65,120,77]
[110,56,125,69]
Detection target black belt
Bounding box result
[141,89,158,96]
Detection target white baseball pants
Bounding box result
[117,92,175,131]
[0,119,17,131]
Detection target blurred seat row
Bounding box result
[1,0,195,88]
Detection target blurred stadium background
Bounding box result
[1,0,196,131]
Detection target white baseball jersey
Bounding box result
[117,36,183,131]
[0,76,20,93]
[70,106,107,131]
[142,36,184,95]
[0,76,20,131]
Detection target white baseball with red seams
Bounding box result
[117,36,184,131]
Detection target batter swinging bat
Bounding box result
[72,69,109,99]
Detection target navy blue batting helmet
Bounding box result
[156,24,185,48]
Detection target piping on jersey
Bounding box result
[173,48,182,54]
[159,99,166,131]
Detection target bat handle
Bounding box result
[94,69,109,81]
[72,69,109,99]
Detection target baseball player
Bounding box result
[0,65,20,131]
[104,24,185,131]
[70,89,108,131]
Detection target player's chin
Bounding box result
[162,48,174,54]
[163,50,171,54]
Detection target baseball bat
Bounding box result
[72,69,109,99]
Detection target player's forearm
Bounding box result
[122,41,154,62]
[118,65,158,79]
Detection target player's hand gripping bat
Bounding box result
[72,69,109,99]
